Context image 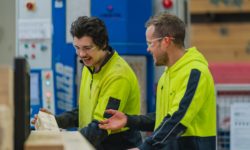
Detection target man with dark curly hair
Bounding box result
[34,16,142,150]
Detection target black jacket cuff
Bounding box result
[138,141,154,150]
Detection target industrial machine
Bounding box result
[91,0,190,113]
[91,0,153,113]
[16,0,189,119]
[16,0,79,117]
[16,0,154,118]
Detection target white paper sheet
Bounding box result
[18,19,51,39]
[231,103,250,150]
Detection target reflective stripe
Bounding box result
[152,69,201,144]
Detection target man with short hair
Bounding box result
[99,13,216,150]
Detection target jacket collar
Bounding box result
[87,46,115,74]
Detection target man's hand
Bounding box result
[128,148,139,150]
[99,109,127,130]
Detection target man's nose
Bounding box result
[147,47,151,52]
[78,50,87,57]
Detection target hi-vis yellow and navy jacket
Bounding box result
[56,47,142,149]
[127,47,216,150]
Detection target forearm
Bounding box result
[79,120,108,148]
[138,115,186,149]
[126,112,155,131]
[55,108,79,128]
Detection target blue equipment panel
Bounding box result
[52,0,77,114]
[91,0,155,112]
[91,0,151,55]
[17,0,78,118]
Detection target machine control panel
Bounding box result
[17,0,52,69]
[41,70,55,113]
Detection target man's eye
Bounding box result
[83,47,91,50]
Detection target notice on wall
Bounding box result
[18,19,51,40]
[30,73,40,105]
[230,103,250,150]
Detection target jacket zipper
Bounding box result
[89,73,93,99]
[166,71,170,113]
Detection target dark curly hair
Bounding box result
[70,16,109,50]
[145,13,186,48]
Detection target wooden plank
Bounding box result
[25,131,95,150]
[0,66,13,107]
[0,105,13,150]
[190,0,250,14]
[62,131,95,150]
[25,131,64,150]
[190,23,250,62]
[0,66,13,150]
